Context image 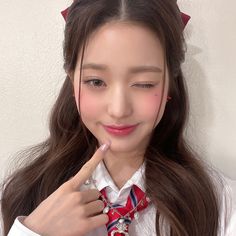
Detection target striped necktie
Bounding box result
[100,185,149,236]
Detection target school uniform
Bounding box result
[4,161,236,236]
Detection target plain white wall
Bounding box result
[0,0,235,181]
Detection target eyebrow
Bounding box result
[81,63,163,74]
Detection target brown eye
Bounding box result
[83,79,106,88]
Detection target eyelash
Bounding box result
[82,79,156,89]
[82,79,105,88]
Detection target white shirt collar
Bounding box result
[91,160,146,194]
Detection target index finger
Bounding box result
[70,142,110,189]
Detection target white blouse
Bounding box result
[3,161,236,236]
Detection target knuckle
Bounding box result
[57,183,69,194]
[70,192,83,204]
[79,206,87,216]
[67,176,80,190]
[82,163,93,173]
[62,179,75,191]
[92,189,102,198]
[76,192,84,203]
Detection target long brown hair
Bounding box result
[1,0,223,235]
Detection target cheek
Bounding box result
[79,90,102,120]
[136,92,163,118]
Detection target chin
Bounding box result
[109,139,143,153]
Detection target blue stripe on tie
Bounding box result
[107,219,119,232]
[125,218,132,224]
[130,187,138,208]
[111,203,122,208]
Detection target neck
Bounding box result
[103,149,145,190]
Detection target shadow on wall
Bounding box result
[183,39,214,161]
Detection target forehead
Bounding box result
[76,22,164,74]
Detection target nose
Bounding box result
[107,86,132,119]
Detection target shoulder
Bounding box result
[220,174,236,236]
[210,169,236,236]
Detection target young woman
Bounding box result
[1,0,235,235]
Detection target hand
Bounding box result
[23,142,110,236]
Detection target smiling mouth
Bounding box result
[103,124,138,136]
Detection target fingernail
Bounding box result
[100,143,110,152]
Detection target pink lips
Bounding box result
[103,124,138,136]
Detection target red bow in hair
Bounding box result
[181,12,191,27]
[61,7,69,21]
[61,4,191,28]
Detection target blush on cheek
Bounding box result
[143,93,162,113]
[79,91,101,119]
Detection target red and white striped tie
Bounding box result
[100,185,149,236]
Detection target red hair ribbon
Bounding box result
[181,12,191,28]
[61,6,190,28]
[61,7,69,21]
